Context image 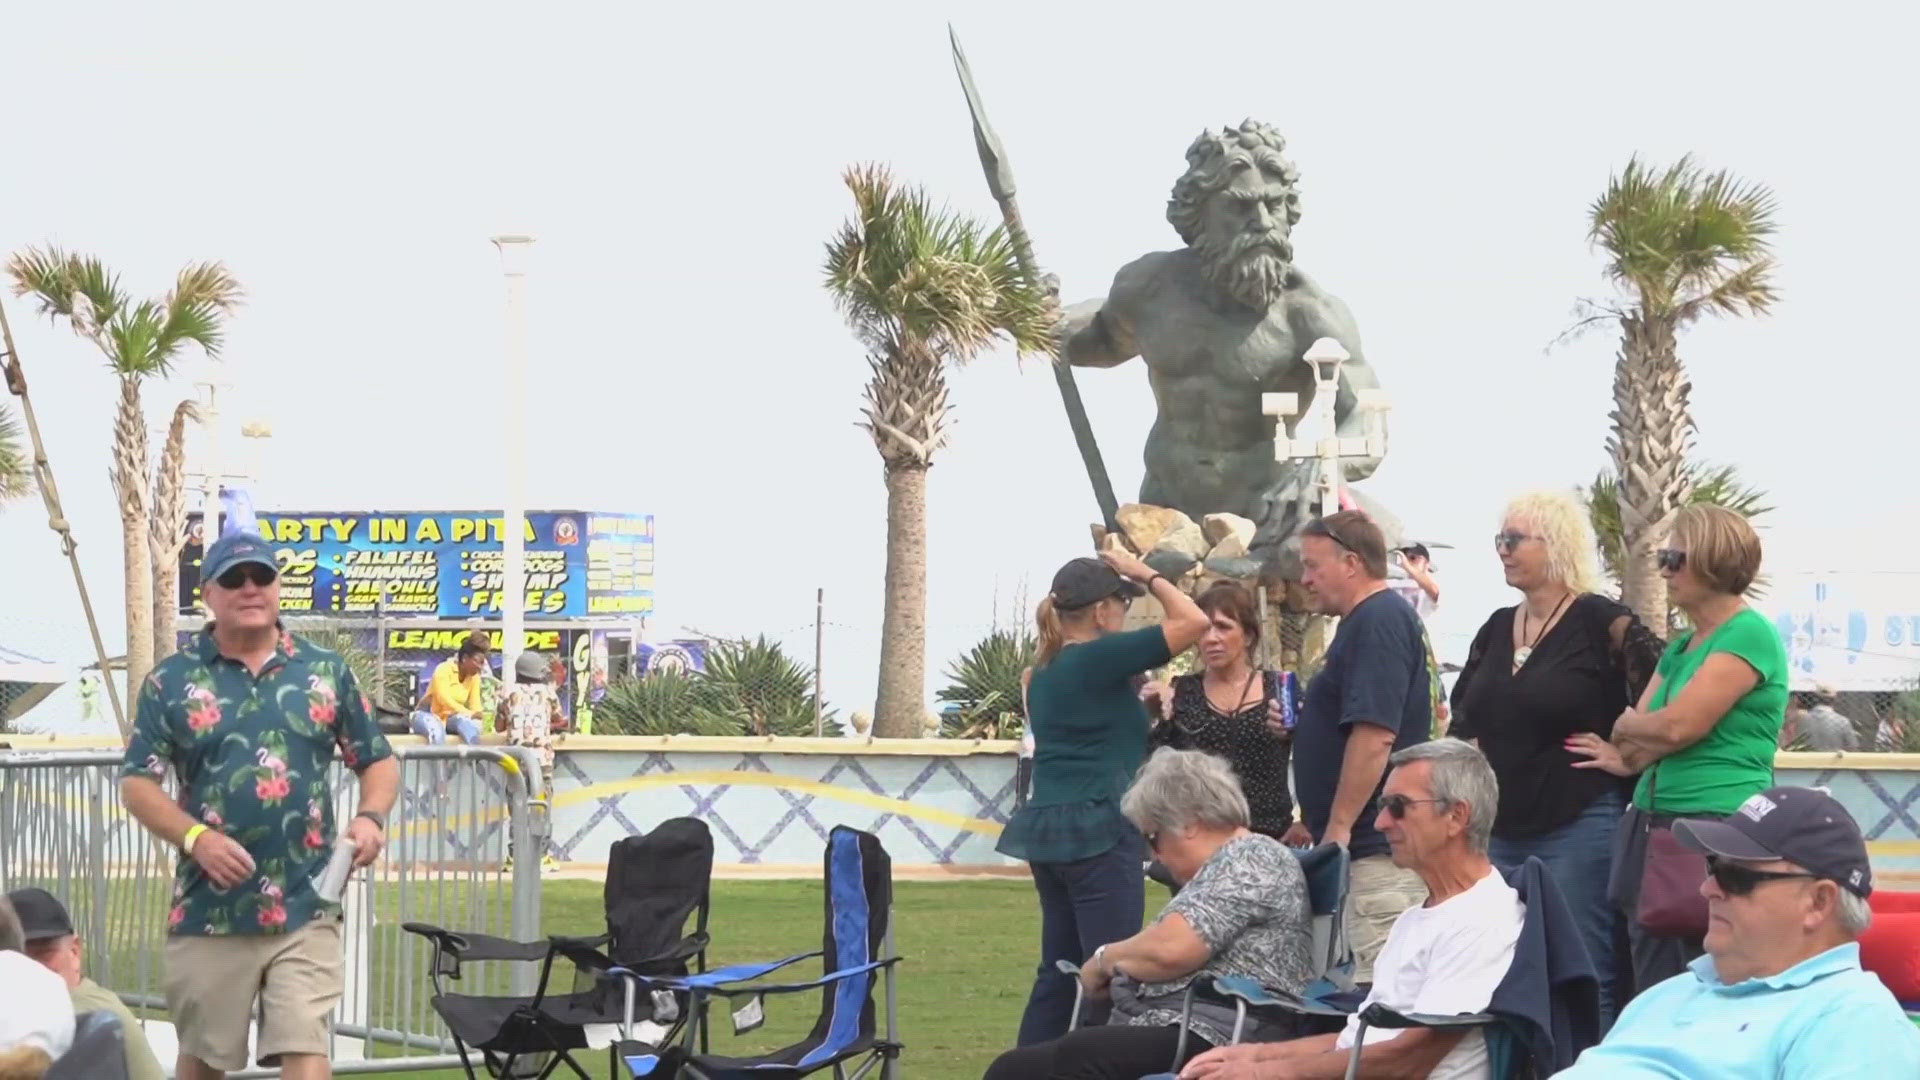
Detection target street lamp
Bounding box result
[491,234,535,686]
[1261,337,1391,521]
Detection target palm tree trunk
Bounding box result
[1607,312,1693,629]
[873,462,929,738]
[109,377,154,706]
[150,402,196,665]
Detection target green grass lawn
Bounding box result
[357,876,1060,1080]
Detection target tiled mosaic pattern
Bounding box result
[549,750,1019,867]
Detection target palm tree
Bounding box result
[7,248,243,701]
[1581,157,1779,629]
[1584,460,1772,628]
[822,165,1052,737]
[0,402,31,504]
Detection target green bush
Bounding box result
[594,636,841,738]
[937,628,1034,739]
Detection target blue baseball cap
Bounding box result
[201,531,278,587]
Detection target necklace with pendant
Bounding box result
[1515,592,1574,670]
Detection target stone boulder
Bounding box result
[1115,504,1207,560]
[1202,513,1256,551]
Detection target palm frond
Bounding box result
[0,402,33,503]
[1586,155,1781,322]
[5,246,129,342]
[595,670,738,737]
[823,164,1052,366]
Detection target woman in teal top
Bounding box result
[1002,547,1209,1046]
[1569,505,1788,996]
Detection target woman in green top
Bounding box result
[1569,505,1788,995]
[1002,546,1209,1046]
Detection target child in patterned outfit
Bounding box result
[497,651,562,793]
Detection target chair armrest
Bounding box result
[690,956,902,998]
[1356,1002,1498,1031]
[1210,975,1355,1019]
[609,951,821,992]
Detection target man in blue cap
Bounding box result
[1556,785,1920,1076]
[119,530,399,1080]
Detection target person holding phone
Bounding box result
[1141,580,1299,844]
[1000,544,1210,1046]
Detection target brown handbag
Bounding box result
[1634,767,1711,937]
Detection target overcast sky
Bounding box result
[4,1,1917,731]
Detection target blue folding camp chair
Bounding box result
[613,825,903,1079]
[46,1011,129,1080]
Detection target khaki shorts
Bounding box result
[164,915,343,1071]
[1345,854,1428,983]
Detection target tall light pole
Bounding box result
[196,374,224,540]
[492,235,534,687]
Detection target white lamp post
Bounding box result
[491,235,535,686]
[1261,337,1390,520]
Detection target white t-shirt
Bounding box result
[1336,867,1523,1080]
[0,949,75,1059]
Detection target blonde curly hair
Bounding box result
[1502,491,1601,595]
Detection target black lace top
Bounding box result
[1448,593,1664,839]
[1153,672,1293,837]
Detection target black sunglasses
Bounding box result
[1656,549,1687,573]
[1706,856,1819,897]
[1493,531,1536,553]
[1380,794,1449,820]
[215,563,277,590]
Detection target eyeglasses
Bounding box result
[1706,857,1819,897]
[215,564,277,590]
[1656,549,1687,573]
[1380,794,1449,819]
[1493,531,1537,554]
[1142,830,1161,852]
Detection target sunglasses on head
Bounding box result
[1656,549,1687,573]
[1380,794,1448,819]
[1706,856,1819,897]
[215,563,277,590]
[1493,531,1535,553]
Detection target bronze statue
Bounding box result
[1059,121,1398,572]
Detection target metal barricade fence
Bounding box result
[0,743,548,1077]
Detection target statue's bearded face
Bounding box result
[1193,168,1297,311]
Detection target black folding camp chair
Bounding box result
[405,816,715,1079]
[614,825,903,1079]
[47,1011,129,1080]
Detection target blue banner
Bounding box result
[181,510,654,619]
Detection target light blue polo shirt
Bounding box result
[1558,942,1920,1077]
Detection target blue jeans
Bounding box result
[1490,787,1625,1026]
[410,710,482,743]
[1015,832,1146,1047]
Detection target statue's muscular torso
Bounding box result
[1062,248,1376,526]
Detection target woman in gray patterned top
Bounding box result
[983,748,1313,1079]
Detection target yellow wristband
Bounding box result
[182,823,208,854]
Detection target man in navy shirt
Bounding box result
[1291,511,1433,981]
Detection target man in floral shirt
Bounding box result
[119,531,399,1080]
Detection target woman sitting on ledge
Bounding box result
[984,748,1313,1080]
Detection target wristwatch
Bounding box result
[355,810,387,831]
